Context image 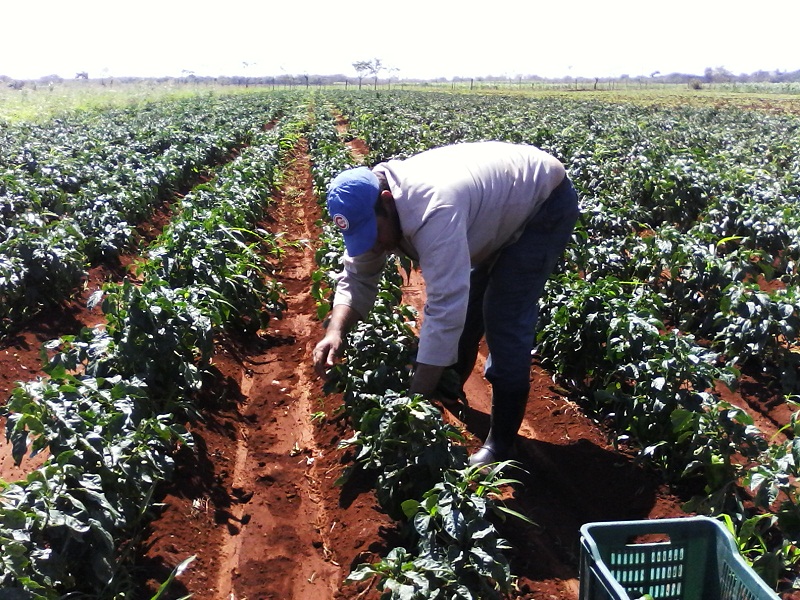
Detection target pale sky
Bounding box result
[2,0,798,80]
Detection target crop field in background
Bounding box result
[0,83,799,599]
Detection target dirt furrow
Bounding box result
[132,133,397,600]
[218,139,343,598]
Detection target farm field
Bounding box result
[1,86,799,599]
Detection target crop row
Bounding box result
[0,124,286,598]
[0,93,292,337]
[306,101,525,598]
[318,90,800,590]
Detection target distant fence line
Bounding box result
[4,75,800,96]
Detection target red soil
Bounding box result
[0,136,794,600]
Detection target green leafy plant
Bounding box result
[339,392,467,519]
[346,546,464,600]
[0,114,287,598]
[347,463,529,599]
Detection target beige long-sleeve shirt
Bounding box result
[332,141,566,367]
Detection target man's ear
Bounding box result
[379,189,394,211]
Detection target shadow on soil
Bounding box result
[462,404,667,586]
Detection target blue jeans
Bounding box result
[454,176,580,392]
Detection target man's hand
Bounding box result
[409,363,445,398]
[313,332,345,379]
[312,304,361,379]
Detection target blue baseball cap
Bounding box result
[326,166,380,256]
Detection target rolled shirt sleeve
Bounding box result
[332,250,386,320]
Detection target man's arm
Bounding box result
[314,304,444,397]
[316,247,386,379]
[313,304,362,379]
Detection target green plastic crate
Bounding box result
[579,516,779,600]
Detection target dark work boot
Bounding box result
[469,387,529,468]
